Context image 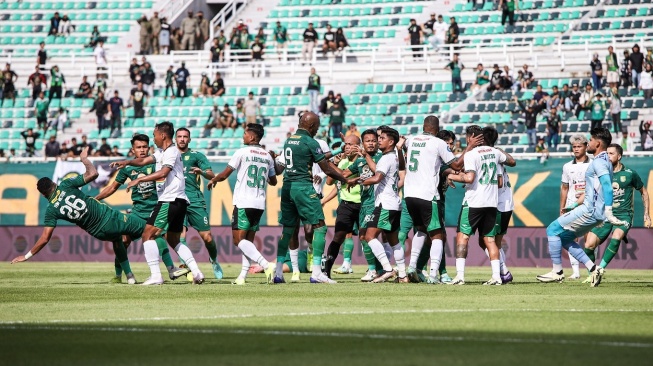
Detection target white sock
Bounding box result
[237,239,269,269]
[344,258,351,265]
[499,248,509,274]
[490,259,501,281]
[584,259,595,271]
[239,255,249,279]
[368,239,392,271]
[568,251,580,275]
[429,239,444,279]
[409,231,427,268]
[143,240,162,278]
[553,263,563,273]
[382,242,393,263]
[455,258,466,280]
[289,249,300,273]
[175,243,200,276]
[275,261,284,278]
[484,248,490,258]
[392,244,406,278]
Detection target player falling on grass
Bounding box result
[110,122,205,285]
[207,123,278,285]
[96,134,187,283]
[560,134,592,279]
[347,126,406,283]
[175,128,223,280]
[11,147,139,285]
[581,143,650,283]
[537,127,627,287]
[447,126,516,285]
[275,111,348,284]
[404,116,480,284]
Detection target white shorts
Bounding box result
[556,206,601,237]
[607,71,619,83]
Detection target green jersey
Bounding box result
[347,151,383,206]
[606,53,618,72]
[590,100,606,120]
[274,26,287,43]
[114,164,157,214]
[476,70,489,85]
[35,98,49,118]
[337,158,360,203]
[612,165,644,217]
[181,149,212,198]
[281,129,325,183]
[43,175,113,237]
[447,61,463,78]
[50,69,65,87]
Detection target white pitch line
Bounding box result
[0,324,651,349]
[0,308,651,326]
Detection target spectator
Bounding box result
[45,135,60,158]
[335,27,348,55]
[646,47,653,69]
[74,76,92,98]
[512,70,524,91]
[630,44,644,89]
[109,90,124,134]
[533,84,548,102]
[196,11,209,50]
[446,17,459,48]
[151,12,161,54]
[97,138,112,157]
[607,87,622,137]
[499,0,518,26]
[237,27,251,60]
[171,28,182,52]
[535,136,549,164]
[589,92,606,130]
[621,133,630,152]
[302,23,318,65]
[205,105,221,133]
[345,123,360,138]
[88,25,102,48]
[180,11,198,50]
[159,17,170,55]
[77,135,92,155]
[561,83,576,112]
[452,140,463,154]
[243,92,261,125]
[34,91,50,131]
[408,19,423,59]
[210,72,225,96]
[94,40,107,71]
[547,85,561,111]
[129,58,140,85]
[334,93,347,112]
[68,137,81,156]
[175,62,190,98]
[640,121,653,151]
[590,53,603,91]
[235,100,246,126]
[578,83,595,118]
[322,24,337,55]
[140,62,155,97]
[236,19,249,33]
[58,15,73,36]
[500,65,513,90]
[488,64,503,92]
[94,73,107,95]
[90,91,109,130]
[49,65,65,100]
[471,63,489,92]
[515,96,546,146]
[606,46,619,88]
[251,36,264,77]
[27,65,46,100]
[21,128,41,157]
[112,146,124,157]
[546,106,561,150]
[210,37,222,63]
[53,107,68,133]
[521,64,534,89]
[319,90,335,115]
[431,15,448,51]
[49,12,61,36]
[256,27,267,45]
[273,21,288,61]
[445,54,465,92]
[206,104,235,131]
[2,64,18,105]
[212,30,227,62]
[423,13,436,39]
[197,72,211,97]
[307,67,320,114]
[37,42,47,71]
[328,100,346,138]
[164,65,175,99]
[138,15,153,55]
[130,82,148,119]
[640,63,653,99]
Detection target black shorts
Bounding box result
[369,205,401,232]
[37,117,47,125]
[405,197,443,233]
[334,200,360,234]
[468,207,498,237]
[147,198,189,233]
[232,206,264,232]
[497,210,512,236]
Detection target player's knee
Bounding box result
[199,231,213,244]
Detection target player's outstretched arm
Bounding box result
[639,187,651,228]
[207,166,234,190]
[358,171,384,186]
[80,146,99,183]
[321,186,338,206]
[448,170,475,184]
[11,227,54,263]
[95,181,121,200]
[318,159,348,184]
[448,134,483,171]
[496,147,517,167]
[190,167,215,181]
[110,155,155,169]
[126,167,171,192]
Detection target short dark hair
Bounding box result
[131,134,149,145]
[155,121,175,139]
[423,115,440,130]
[380,127,399,145]
[466,125,483,137]
[608,143,623,156]
[437,129,456,142]
[246,123,265,141]
[37,177,56,197]
[590,127,612,148]
[176,127,191,136]
[482,127,499,147]
[361,129,377,140]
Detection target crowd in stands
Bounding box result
[137,11,208,55]
[0,131,126,159]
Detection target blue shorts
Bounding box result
[554,206,602,238]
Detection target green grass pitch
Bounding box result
[1,262,652,365]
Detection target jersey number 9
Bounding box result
[284,147,294,169]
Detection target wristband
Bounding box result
[24,251,33,260]
[571,202,579,209]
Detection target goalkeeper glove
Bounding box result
[605,206,630,227]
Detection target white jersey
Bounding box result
[153,144,189,203]
[405,133,456,201]
[228,145,276,210]
[434,21,449,40]
[561,157,591,207]
[497,164,514,212]
[373,151,401,210]
[463,146,507,208]
[311,139,330,195]
[94,45,106,65]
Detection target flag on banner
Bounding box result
[52,161,85,184]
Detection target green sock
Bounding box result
[277,226,294,263]
[398,231,407,250]
[205,239,218,262]
[343,238,354,263]
[156,237,174,268]
[361,240,376,271]
[312,226,328,266]
[114,257,123,277]
[439,249,447,275]
[600,238,621,268]
[584,247,596,263]
[113,241,132,275]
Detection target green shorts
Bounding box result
[590,215,632,243]
[457,203,472,236]
[359,203,375,230]
[369,206,401,232]
[399,201,414,235]
[232,207,264,232]
[184,199,211,232]
[279,182,325,227]
[95,211,145,242]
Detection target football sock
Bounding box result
[325,240,341,274]
[311,226,328,270]
[361,240,377,271]
[114,257,123,277]
[143,240,162,278]
[289,249,300,273]
[568,251,580,275]
[276,226,294,277]
[382,242,393,263]
[439,249,447,275]
[409,231,427,268]
[455,258,465,280]
[368,238,392,272]
[600,238,621,268]
[499,248,509,274]
[392,244,406,278]
[398,231,407,249]
[175,243,200,276]
[155,237,174,268]
[239,255,249,279]
[429,239,443,280]
[562,240,593,271]
[343,237,354,265]
[547,235,564,273]
[112,241,132,275]
[416,237,431,271]
[583,247,596,263]
[205,239,218,262]
[490,259,501,281]
[238,239,269,269]
[177,237,188,266]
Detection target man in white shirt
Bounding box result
[243,92,261,125]
[111,122,205,285]
[447,126,516,285]
[208,124,277,285]
[431,15,449,51]
[94,40,107,71]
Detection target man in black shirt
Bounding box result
[37,42,47,71]
[423,13,436,37]
[129,58,140,85]
[45,135,60,158]
[140,62,155,97]
[447,17,459,48]
[545,106,562,150]
[488,64,503,92]
[21,128,41,157]
[630,43,645,89]
[130,82,148,119]
[251,37,264,78]
[210,72,225,96]
[108,90,124,133]
[97,138,112,157]
[319,90,334,115]
[175,62,190,98]
[90,91,109,130]
[565,83,581,113]
[302,23,318,64]
[59,142,71,158]
[74,76,92,98]
[408,19,423,59]
[515,96,546,147]
[49,12,61,36]
[210,37,221,63]
[322,24,337,55]
[27,66,47,100]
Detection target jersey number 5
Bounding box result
[408,150,420,172]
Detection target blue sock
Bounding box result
[546,220,564,268]
[562,241,593,270]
